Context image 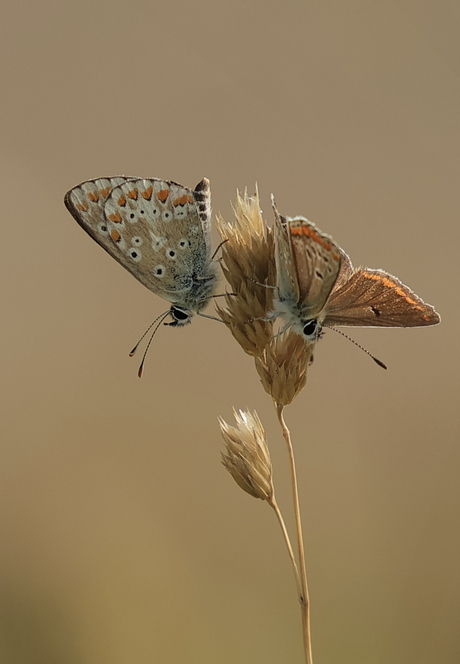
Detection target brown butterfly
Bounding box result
[271,197,440,357]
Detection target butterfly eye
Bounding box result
[171,307,190,322]
[302,320,318,338]
[154,265,165,278]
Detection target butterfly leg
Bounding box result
[211,238,229,260]
[245,275,277,290]
[197,312,225,323]
[244,311,279,325]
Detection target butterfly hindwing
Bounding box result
[102,178,211,302]
[287,217,342,319]
[272,198,342,321]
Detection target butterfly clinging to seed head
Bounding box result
[271,196,440,358]
[65,176,220,328]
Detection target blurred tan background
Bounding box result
[1,1,458,662]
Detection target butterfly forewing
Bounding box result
[64,177,134,248]
[272,201,300,303]
[324,268,440,327]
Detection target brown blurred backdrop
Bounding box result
[1,1,459,662]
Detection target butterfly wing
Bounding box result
[272,198,300,302]
[333,248,354,290]
[65,176,213,305]
[65,176,135,247]
[324,267,441,327]
[286,216,342,319]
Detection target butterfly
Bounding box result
[271,197,440,357]
[65,176,219,327]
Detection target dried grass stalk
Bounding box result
[220,408,302,598]
[276,403,312,664]
[218,191,315,663]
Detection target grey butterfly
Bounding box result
[65,176,219,327]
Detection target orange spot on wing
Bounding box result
[186,194,194,204]
[157,189,169,202]
[87,191,99,202]
[126,189,138,200]
[117,195,126,206]
[108,211,122,223]
[173,194,188,206]
[141,186,153,200]
[76,202,89,212]
[110,229,121,242]
[100,187,111,198]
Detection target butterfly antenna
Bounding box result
[129,310,170,358]
[323,324,387,370]
[135,311,172,378]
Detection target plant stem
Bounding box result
[268,495,302,598]
[276,401,313,664]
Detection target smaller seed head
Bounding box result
[220,409,274,501]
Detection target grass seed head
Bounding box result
[220,409,274,501]
[255,331,313,405]
[216,189,275,357]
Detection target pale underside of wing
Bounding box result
[288,217,342,319]
[64,176,134,245]
[272,201,300,302]
[323,267,440,327]
[103,178,211,299]
[65,177,212,304]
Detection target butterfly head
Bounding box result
[165,305,194,327]
[272,297,324,341]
